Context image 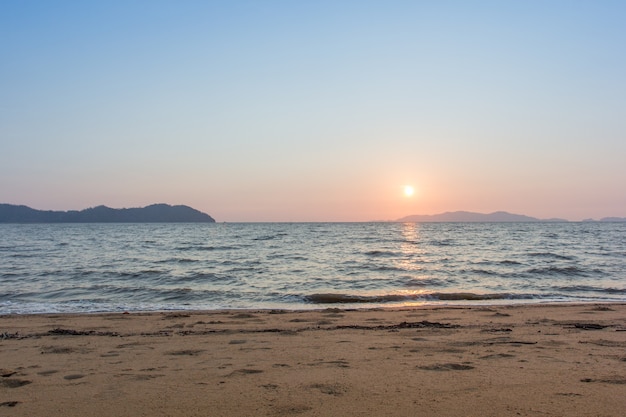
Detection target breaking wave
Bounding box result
[304,292,529,304]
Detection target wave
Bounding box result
[304,292,526,304]
[253,233,287,241]
[155,257,199,264]
[528,252,576,261]
[9,253,36,258]
[176,245,240,251]
[364,250,400,257]
[266,253,309,261]
[525,266,592,277]
[362,264,406,272]
[553,285,626,294]
[428,239,455,246]
[499,260,522,265]
[462,268,498,276]
[403,278,449,287]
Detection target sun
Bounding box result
[403,185,415,197]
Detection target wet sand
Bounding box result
[1,303,625,416]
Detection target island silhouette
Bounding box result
[397,211,625,222]
[0,203,215,223]
[396,211,565,222]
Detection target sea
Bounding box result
[1,222,625,314]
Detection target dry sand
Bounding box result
[1,304,625,416]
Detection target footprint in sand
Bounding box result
[37,370,59,376]
[272,363,291,368]
[0,369,17,377]
[417,363,475,371]
[307,360,350,368]
[0,379,32,388]
[580,377,626,384]
[274,404,313,415]
[166,349,205,356]
[228,369,264,376]
[40,346,76,354]
[231,313,257,319]
[479,353,516,360]
[162,313,191,320]
[308,383,346,396]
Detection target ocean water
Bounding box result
[1,222,625,314]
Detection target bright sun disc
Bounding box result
[404,185,415,197]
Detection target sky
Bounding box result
[1,1,625,222]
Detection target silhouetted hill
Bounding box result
[397,211,568,222]
[599,217,626,222]
[0,204,215,223]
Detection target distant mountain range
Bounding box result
[397,211,625,222]
[0,204,215,223]
[585,216,626,222]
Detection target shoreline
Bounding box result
[2,303,625,416]
[4,298,626,316]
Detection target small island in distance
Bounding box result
[397,211,626,223]
[0,204,215,223]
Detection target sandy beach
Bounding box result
[1,304,625,416]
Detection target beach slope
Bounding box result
[1,304,625,416]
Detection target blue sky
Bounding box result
[1,1,625,221]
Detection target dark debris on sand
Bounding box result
[47,328,120,336]
[333,321,460,331]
